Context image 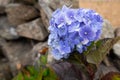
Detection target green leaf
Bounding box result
[43,68,49,77]
[101,72,120,80]
[113,77,120,80]
[12,50,58,80]
[39,52,48,65]
[35,53,48,79]
[43,67,58,80]
[112,73,120,80]
[24,76,35,80]
[84,42,95,56]
[12,72,23,80]
[36,67,44,80]
[86,37,120,66]
[27,66,35,74]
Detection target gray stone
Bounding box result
[31,42,54,63]
[0,38,34,76]
[0,16,19,40]
[114,27,120,37]
[113,28,120,58]
[38,0,53,31]
[32,42,48,54]
[46,0,64,10]
[0,0,11,6]
[39,6,49,31]
[113,41,120,58]
[5,4,39,25]
[94,64,119,80]
[0,39,33,65]
[16,18,48,41]
[0,6,5,14]
[32,42,47,62]
[101,19,115,39]
[41,0,79,10]
[0,0,11,14]
[0,61,11,80]
[13,0,38,5]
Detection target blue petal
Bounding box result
[52,9,61,18]
[58,40,71,54]
[52,49,63,60]
[65,9,76,25]
[76,43,83,53]
[58,25,68,36]
[68,21,80,32]
[79,26,96,41]
[62,5,69,12]
[75,9,84,22]
[55,12,66,26]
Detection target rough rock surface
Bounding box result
[0,39,33,65]
[13,0,38,5]
[32,42,48,55]
[0,16,19,40]
[39,6,49,31]
[94,64,119,80]
[16,18,48,41]
[114,27,120,37]
[38,0,53,31]
[101,19,115,39]
[0,0,11,6]
[42,0,79,10]
[0,38,35,76]
[0,0,79,80]
[5,4,39,25]
[0,0,11,14]
[113,28,120,58]
[0,6,5,14]
[113,40,120,58]
[0,61,12,80]
[31,42,54,63]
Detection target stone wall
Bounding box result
[1,0,120,79]
[0,0,79,79]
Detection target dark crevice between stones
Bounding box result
[6,37,40,47]
[0,13,7,17]
[11,0,38,6]
[108,49,119,60]
[0,46,8,62]
[25,15,40,23]
[0,46,12,80]
[108,49,120,71]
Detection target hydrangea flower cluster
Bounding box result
[48,5,103,60]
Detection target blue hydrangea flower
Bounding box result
[55,12,66,28]
[75,9,84,22]
[65,9,76,25]
[76,43,83,53]
[48,5,103,60]
[68,21,80,32]
[51,49,63,60]
[58,40,71,54]
[79,26,96,42]
[57,25,68,37]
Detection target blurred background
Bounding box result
[0,0,120,80]
[79,0,120,28]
